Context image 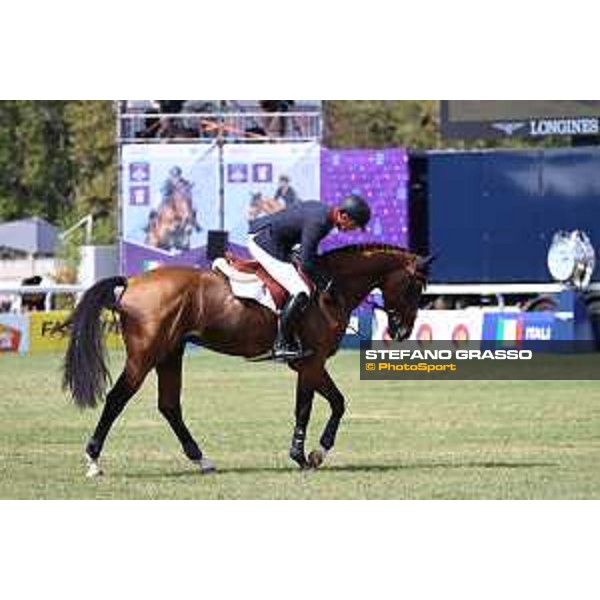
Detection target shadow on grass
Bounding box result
[323,461,557,473]
[122,460,557,479]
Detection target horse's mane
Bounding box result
[319,243,412,260]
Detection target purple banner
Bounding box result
[121,145,410,277]
[121,241,250,275]
[320,148,409,251]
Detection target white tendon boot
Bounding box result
[85,453,104,478]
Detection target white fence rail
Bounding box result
[0,284,86,312]
[2,281,599,315]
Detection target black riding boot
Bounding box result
[273,292,310,361]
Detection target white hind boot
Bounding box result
[85,453,104,478]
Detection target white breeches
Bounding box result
[248,236,311,296]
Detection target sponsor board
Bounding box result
[29,310,123,353]
[0,314,29,354]
[482,312,561,344]
[491,118,599,137]
[529,117,599,137]
[372,309,483,344]
[374,309,575,347]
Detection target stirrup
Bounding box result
[273,340,313,362]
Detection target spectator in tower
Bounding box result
[158,100,185,114]
[138,101,161,138]
[259,101,294,137]
[157,101,185,137]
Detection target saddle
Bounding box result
[213,253,313,312]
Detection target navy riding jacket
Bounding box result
[248,200,334,276]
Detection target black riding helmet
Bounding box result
[339,194,371,231]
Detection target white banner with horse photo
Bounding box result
[223,142,321,247]
[121,143,219,273]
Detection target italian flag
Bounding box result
[496,318,523,344]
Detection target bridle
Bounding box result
[318,247,430,341]
[343,270,425,341]
[371,267,427,340]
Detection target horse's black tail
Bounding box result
[62,276,128,409]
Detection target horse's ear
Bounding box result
[416,253,436,273]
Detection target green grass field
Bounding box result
[1,350,600,499]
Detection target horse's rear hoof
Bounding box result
[85,455,103,478]
[196,457,217,474]
[86,464,103,478]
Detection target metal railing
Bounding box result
[424,283,600,295]
[118,111,322,143]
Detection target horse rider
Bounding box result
[248,194,371,361]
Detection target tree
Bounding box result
[323,100,436,149]
[0,101,73,223]
[323,100,564,150]
[64,101,117,243]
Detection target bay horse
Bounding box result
[61,244,430,477]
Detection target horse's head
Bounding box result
[318,245,433,341]
[380,253,432,342]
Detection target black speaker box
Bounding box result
[206,230,229,260]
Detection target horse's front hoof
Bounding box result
[196,457,217,474]
[307,448,327,470]
[290,448,308,470]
